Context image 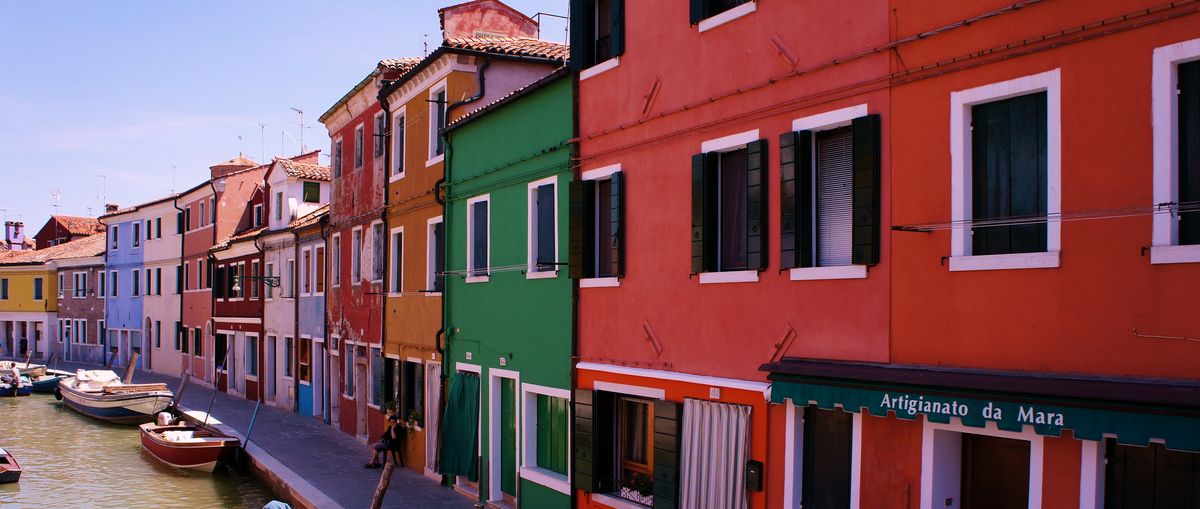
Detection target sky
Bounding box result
[0,0,567,228]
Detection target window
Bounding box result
[351,228,363,282]
[331,234,341,287]
[246,335,258,377]
[298,338,312,383]
[33,277,43,300]
[176,212,184,234]
[0,278,7,300]
[154,321,161,348]
[181,263,188,292]
[145,268,152,296]
[146,220,152,240]
[467,196,490,280]
[210,198,216,223]
[315,246,325,293]
[197,261,204,291]
[374,112,386,158]
[692,133,767,278]
[199,201,206,227]
[574,168,624,281]
[155,267,162,295]
[132,222,140,247]
[254,204,264,227]
[58,274,64,298]
[109,271,117,297]
[303,250,312,294]
[132,270,139,296]
[275,192,283,221]
[400,360,424,425]
[194,327,203,357]
[287,259,296,298]
[372,222,384,283]
[354,125,364,169]
[569,0,625,71]
[265,262,275,299]
[1152,39,1200,264]
[390,229,403,293]
[430,87,447,158]
[924,423,1037,509]
[333,139,343,178]
[428,217,444,293]
[74,272,85,297]
[950,69,1060,271]
[690,0,753,25]
[370,347,383,407]
[302,182,320,203]
[63,320,70,343]
[98,272,105,299]
[616,396,654,504]
[392,111,406,177]
[284,337,294,378]
[522,386,569,488]
[98,320,105,346]
[250,260,260,299]
[343,343,354,397]
[174,322,182,350]
[111,225,119,249]
[78,320,87,344]
[155,217,162,238]
[528,178,558,275]
[186,207,192,230]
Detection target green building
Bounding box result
[439,69,574,508]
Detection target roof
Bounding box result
[99,193,180,220]
[213,226,267,251]
[44,216,104,236]
[447,67,570,131]
[380,58,422,72]
[443,36,567,60]
[437,0,539,28]
[212,156,259,168]
[274,158,331,181]
[319,58,421,123]
[0,234,106,265]
[289,205,330,230]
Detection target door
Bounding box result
[356,360,368,439]
[312,341,325,418]
[500,377,518,502]
[960,434,1030,509]
[266,336,276,404]
[214,333,228,392]
[1105,439,1200,508]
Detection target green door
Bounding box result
[501,377,517,497]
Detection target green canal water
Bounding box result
[0,393,277,508]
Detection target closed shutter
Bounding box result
[691,153,717,274]
[746,140,767,270]
[679,399,751,509]
[574,389,599,491]
[653,399,683,509]
[610,171,625,277]
[852,114,882,265]
[537,394,570,476]
[802,406,853,509]
[971,92,1048,255]
[536,184,556,269]
[569,0,594,70]
[817,128,854,266]
[780,132,800,268]
[568,179,591,279]
[689,0,706,24]
[610,0,626,57]
[1180,60,1200,245]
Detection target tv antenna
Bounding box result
[257,123,267,162]
[289,107,312,154]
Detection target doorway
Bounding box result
[266,335,277,404]
[312,340,325,419]
[488,369,520,506]
[425,360,442,477]
[214,333,229,392]
[356,355,369,440]
[925,422,1040,509]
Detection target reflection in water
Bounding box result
[0,394,275,508]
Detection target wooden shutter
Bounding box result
[569,0,594,70]
[653,400,683,509]
[798,131,816,268]
[691,153,717,274]
[569,179,597,279]
[801,406,853,508]
[610,0,626,58]
[851,114,881,265]
[574,389,598,491]
[780,132,800,269]
[1180,60,1200,245]
[689,0,706,24]
[746,139,768,270]
[971,94,1047,256]
[610,171,625,277]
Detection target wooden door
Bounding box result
[961,434,1030,509]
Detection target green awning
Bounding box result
[439,371,480,480]
[772,379,1200,452]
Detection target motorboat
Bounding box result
[139,420,240,473]
[0,447,21,483]
[57,369,174,424]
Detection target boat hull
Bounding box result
[1,383,31,397]
[0,449,21,483]
[59,381,173,425]
[139,423,240,473]
[31,376,64,393]
[0,469,19,483]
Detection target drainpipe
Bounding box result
[321,216,332,425]
[172,196,187,379]
[569,71,582,509]
[252,230,265,403]
[378,77,392,417]
[293,226,301,414]
[208,179,220,386]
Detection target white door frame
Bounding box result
[488,368,521,504]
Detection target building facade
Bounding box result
[0,242,58,360]
[53,235,107,363]
[33,215,104,249]
[101,204,151,368]
[137,198,183,375]
[177,178,219,385]
[294,206,330,419]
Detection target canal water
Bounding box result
[0,393,277,508]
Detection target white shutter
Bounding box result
[817,129,854,266]
[679,398,751,509]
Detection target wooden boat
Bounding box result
[0,374,31,397]
[57,369,174,424]
[0,447,21,483]
[29,369,71,394]
[139,422,240,472]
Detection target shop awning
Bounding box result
[762,358,1200,452]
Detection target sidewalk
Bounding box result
[23,358,475,509]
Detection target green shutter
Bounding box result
[691,153,717,274]
[652,400,682,509]
[611,0,626,57]
[779,132,800,268]
[689,0,706,24]
[851,114,881,265]
[537,394,569,476]
[569,0,595,70]
[798,131,816,268]
[610,171,625,277]
[1179,60,1200,245]
[574,389,598,491]
[746,139,768,270]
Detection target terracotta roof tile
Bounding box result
[213,226,267,251]
[213,156,259,168]
[288,205,330,230]
[275,158,331,181]
[0,234,106,265]
[380,58,422,72]
[50,216,105,236]
[443,36,567,60]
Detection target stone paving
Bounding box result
[15,358,476,509]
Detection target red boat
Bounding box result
[0,447,21,483]
[138,422,240,473]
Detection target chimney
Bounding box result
[105,203,119,213]
[439,0,539,40]
[5,221,26,251]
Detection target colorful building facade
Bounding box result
[293,206,330,419]
[53,235,108,364]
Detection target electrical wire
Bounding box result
[893,201,1200,232]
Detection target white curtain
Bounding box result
[425,362,442,472]
[679,398,752,509]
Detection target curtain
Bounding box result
[425,362,441,472]
[438,371,479,481]
[679,398,751,509]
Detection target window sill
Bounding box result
[790,265,868,281]
[698,1,756,33]
[1150,244,1200,264]
[425,154,445,168]
[425,291,443,297]
[520,466,570,495]
[590,493,649,509]
[948,251,1060,272]
[465,276,490,284]
[698,270,758,284]
[580,57,620,81]
[526,270,558,280]
[389,172,406,183]
[580,277,620,288]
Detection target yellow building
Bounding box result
[0,254,57,360]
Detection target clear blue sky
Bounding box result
[0,0,567,228]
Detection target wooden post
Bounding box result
[369,461,395,509]
[122,352,139,383]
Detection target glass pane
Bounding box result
[434,222,445,292]
[597,179,614,277]
[471,202,488,275]
[719,149,749,270]
[536,184,555,270]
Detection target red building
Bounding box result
[32,215,104,250]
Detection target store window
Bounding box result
[1104,439,1200,508]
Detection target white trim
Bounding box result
[427,215,443,294]
[390,106,408,182]
[488,369,521,504]
[456,362,481,374]
[523,383,570,400]
[467,195,491,280]
[389,225,404,294]
[789,265,867,280]
[425,154,444,168]
[919,418,1043,509]
[700,129,760,153]
[1153,38,1200,250]
[792,103,868,132]
[697,0,756,33]
[783,400,800,509]
[950,68,1061,262]
[527,175,560,279]
[405,356,423,364]
[581,164,621,181]
[579,57,620,81]
[520,466,570,495]
[577,362,772,397]
[948,251,1060,271]
[593,381,664,400]
[1079,439,1104,509]
[698,270,759,284]
[1150,244,1200,264]
[212,316,262,324]
[850,412,862,508]
[579,277,620,288]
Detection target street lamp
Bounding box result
[230,275,281,294]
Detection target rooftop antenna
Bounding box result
[50,189,61,242]
[96,174,107,213]
[289,108,308,154]
[424,34,429,57]
[257,123,267,162]
[238,135,244,157]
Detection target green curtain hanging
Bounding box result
[439,371,480,481]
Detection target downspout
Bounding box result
[252,230,265,403]
[377,76,392,417]
[321,216,331,425]
[208,179,219,386]
[293,227,301,414]
[172,196,186,379]
[569,72,581,509]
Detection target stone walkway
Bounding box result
[13,358,475,509]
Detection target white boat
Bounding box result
[57,370,174,425]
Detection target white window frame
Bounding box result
[696,129,761,285]
[373,111,386,161]
[332,136,344,179]
[427,79,448,167]
[275,191,284,221]
[390,226,404,296]
[97,270,106,299]
[331,233,341,287]
[787,104,871,281]
[353,123,365,171]
[111,225,119,250]
[520,383,572,494]
[370,220,385,284]
[697,0,757,33]
[1152,37,1200,264]
[466,195,491,284]
[245,333,259,380]
[782,400,863,509]
[580,164,623,288]
[427,216,443,295]
[132,222,141,248]
[391,106,407,181]
[351,226,363,283]
[526,175,560,279]
[265,262,275,301]
[919,418,1044,509]
[949,68,1062,272]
